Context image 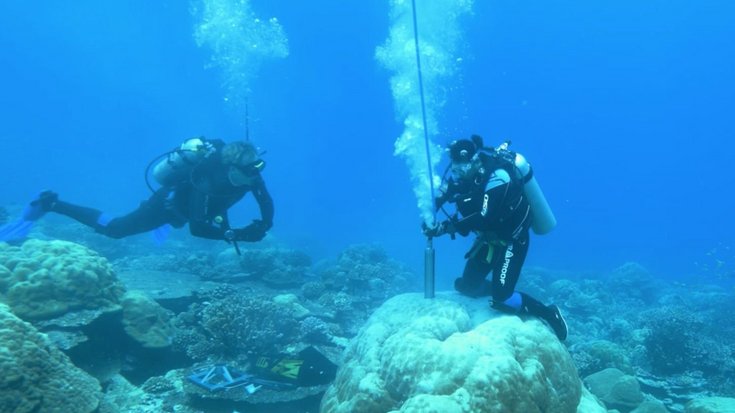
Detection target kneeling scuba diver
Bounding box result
[424,135,568,341]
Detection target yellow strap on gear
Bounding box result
[485,243,495,263]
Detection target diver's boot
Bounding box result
[545,305,568,342]
[518,293,568,341]
[51,199,106,229]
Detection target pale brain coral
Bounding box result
[321,293,597,413]
[0,303,101,413]
[0,239,124,320]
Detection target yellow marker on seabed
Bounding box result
[271,359,303,380]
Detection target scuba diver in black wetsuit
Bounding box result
[423,135,568,341]
[28,137,273,245]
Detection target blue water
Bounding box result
[1,0,733,285]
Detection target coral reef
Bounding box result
[584,368,645,412]
[318,291,354,316]
[631,400,669,413]
[301,280,327,300]
[34,307,121,354]
[212,246,312,286]
[302,244,416,337]
[636,365,713,413]
[571,340,633,377]
[273,293,311,318]
[37,220,141,261]
[0,239,124,320]
[0,303,102,413]
[98,374,168,413]
[114,251,219,280]
[173,292,300,360]
[121,291,176,349]
[536,260,735,409]
[685,396,735,413]
[321,292,595,413]
[606,262,659,305]
[171,329,216,362]
[318,244,412,300]
[260,249,312,287]
[548,279,604,316]
[299,316,333,344]
[640,304,734,376]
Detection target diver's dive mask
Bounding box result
[237,159,266,176]
[228,159,265,186]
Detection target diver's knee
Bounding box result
[98,229,126,239]
[454,278,491,298]
[96,222,128,239]
[454,277,474,296]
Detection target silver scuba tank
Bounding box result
[153,137,211,187]
[509,148,557,235]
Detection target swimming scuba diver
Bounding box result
[5,138,273,245]
[424,135,568,341]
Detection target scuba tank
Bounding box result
[440,137,557,236]
[151,137,214,187]
[496,142,557,235]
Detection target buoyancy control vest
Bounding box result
[478,149,529,236]
[486,143,557,235]
[443,142,556,236]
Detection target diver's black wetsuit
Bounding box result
[51,140,273,241]
[436,155,556,321]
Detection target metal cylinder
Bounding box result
[424,239,435,298]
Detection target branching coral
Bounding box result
[641,305,734,376]
[176,294,300,360]
[299,316,333,343]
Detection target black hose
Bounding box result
[144,148,202,193]
[144,150,175,193]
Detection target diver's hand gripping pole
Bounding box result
[424,237,435,298]
[224,228,242,256]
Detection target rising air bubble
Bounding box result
[376,0,473,223]
[192,0,289,110]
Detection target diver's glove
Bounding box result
[422,220,457,239]
[28,191,59,217]
[234,219,269,242]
